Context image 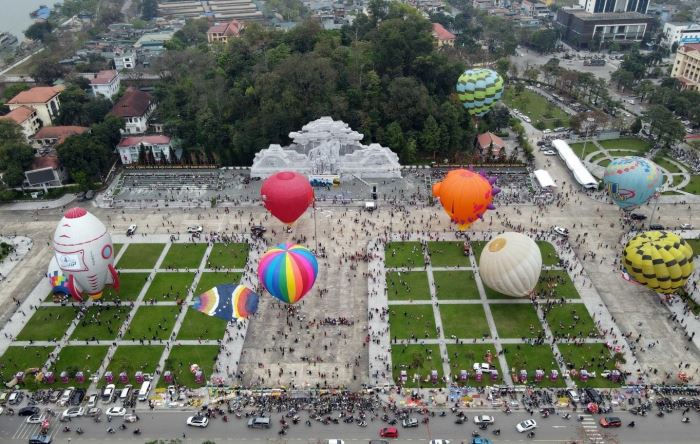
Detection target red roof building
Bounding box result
[0,106,42,140]
[432,23,455,48]
[117,134,174,165]
[89,70,120,99]
[6,85,63,126]
[207,19,245,44]
[110,87,156,134]
[476,132,506,157]
[32,125,89,149]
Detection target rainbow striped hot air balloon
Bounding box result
[257,243,319,304]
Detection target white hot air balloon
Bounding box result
[478,232,542,297]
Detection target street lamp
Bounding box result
[580,117,596,159]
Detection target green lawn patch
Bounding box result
[160,345,219,388]
[195,272,243,295]
[117,243,165,269]
[17,307,77,341]
[536,241,560,266]
[557,343,624,388]
[684,175,700,195]
[124,306,181,340]
[113,243,123,257]
[685,239,700,258]
[385,242,424,268]
[53,346,109,388]
[0,346,51,388]
[389,304,438,339]
[106,345,165,384]
[207,243,249,269]
[177,309,228,340]
[71,306,132,340]
[161,243,208,269]
[440,305,490,338]
[503,88,570,129]
[144,272,195,302]
[434,271,480,300]
[391,344,442,387]
[470,241,488,264]
[490,304,543,338]
[654,156,683,174]
[428,241,471,267]
[598,137,650,153]
[598,158,611,167]
[545,303,599,338]
[536,270,580,299]
[102,272,149,301]
[447,344,502,386]
[386,271,430,301]
[502,344,565,387]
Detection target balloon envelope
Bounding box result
[479,232,542,297]
[623,231,694,294]
[192,284,259,321]
[260,171,314,224]
[603,156,663,209]
[456,68,504,117]
[258,243,318,304]
[432,169,498,230]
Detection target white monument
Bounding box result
[250,117,402,179]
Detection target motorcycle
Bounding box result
[358,421,367,427]
[527,431,535,439]
[76,428,83,435]
[471,431,480,437]
[278,429,286,436]
[133,429,141,435]
[119,423,127,430]
[455,418,464,425]
[107,427,116,434]
[388,419,397,425]
[682,417,691,423]
[62,427,71,433]
[657,411,664,417]
[422,417,429,424]
[305,420,312,427]
[492,429,501,436]
[628,421,635,428]
[223,415,229,422]
[563,413,571,420]
[439,411,446,417]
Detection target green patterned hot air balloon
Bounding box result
[456,68,505,117]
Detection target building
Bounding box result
[521,0,551,18]
[6,86,63,126]
[89,70,120,100]
[0,106,43,140]
[472,0,495,9]
[476,132,506,157]
[134,31,175,55]
[31,126,89,150]
[431,23,456,47]
[117,135,174,165]
[662,22,700,48]
[578,0,649,14]
[671,43,700,91]
[207,19,244,44]
[110,88,156,135]
[24,155,67,188]
[113,47,136,70]
[555,9,654,49]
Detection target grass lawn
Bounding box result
[53,346,109,388]
[536,270,580,299]
[195,272,243,295]
[161,243,208,269]
[545,303,599,338]
[106,345,165,384]
[389,304,438,339]
[587,152,608,164]
[685,239,700,257]
[446,344,502,386]
[433,271,480,300]
[470,241,488,264]
[391,344,442,387]
[124,306,181,340]
[503,88,570,129]
[537,241,560,266]
[557,343,623,388]
[144,272,195,301]
[177,309,228,340]
[71,306,132,340]
[113,243,123,257]
[684,175,700,195]
[490,304,543,338]
[0,346,52,388]
[654,156,683,174]
[385,242,424,268]
[117,243,165,269]
[428,241,471,267]
[102,272,149,301]
[440,305,490,339]
[386,271,430,301]
[569,142,585,153]
[502,344,566,387]
[598,137,650,153]
[207,243,249,269]
[598,158,611,167]
[160,345,219,388]
[17,307,77,341]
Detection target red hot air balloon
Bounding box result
[260,171,315,224]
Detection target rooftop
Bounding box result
[0,106,35,124]
[431,23,455,41]
[118,134,171,147]
[110,88,153,118]
[679,43,700,53]
[89,70,118,85]
[32,126,89,142]
[476,132,505,149]
[7,86,62,105]
[30,155,60,171]
[561,9,652,21]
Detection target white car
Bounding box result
[516,419,537,433]
[61,407,84,418]
[106,406,126,417]
[102,383,116,402]
[26,414,45,424]
[473,415,495,425]
[553,226,569,237]
[543,129,552,134]
[186,225,203,233]
[86,394,98,408]
[542,150,557,156]
[429,440,450,444]
[680,223,694,230]
[126,224,137,236]
[186,415,209,428]
[522,116,532,123]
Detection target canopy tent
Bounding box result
[533,169,557,189]
[551,139,598,189]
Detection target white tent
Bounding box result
[551,139,598,189]
[533,169,557,189]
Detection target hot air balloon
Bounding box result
[191,284,259,321]
[603,156,663,209]
[623,231,694,294]
[432,169,500,230]
[479,232,542,297]
[456,68,505,117]
[260,171,315,225]
[258,243,318,304]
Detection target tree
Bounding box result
[58,134,111,181]
[630,117,642,134]
[610,68,635,92]
[420,115,441,159]
[643,104,686,147]
[384,121,405,156]
[528,29,559,54]
[141,0,158,20]
[1,165,25,187]
[32,60,66,85]
[71,170,91,191]
[24,21,53,42]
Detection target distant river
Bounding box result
[0,0,60,41]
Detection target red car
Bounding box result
[599,416,622,428]
[380,427,399,438]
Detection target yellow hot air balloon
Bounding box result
[623,231,694,294]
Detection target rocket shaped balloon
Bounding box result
[47,207,120,302]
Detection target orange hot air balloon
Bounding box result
[432,169,500,230]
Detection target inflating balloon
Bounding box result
[258,243,318,304]
[623,231,694,294]
[604,156,663,209]
[479,232,542,297]
[192,284,259,321]
[456,68,505,117]
[432,169,500,230]
[260,171,315,224]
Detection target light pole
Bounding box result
[580,117,596,159]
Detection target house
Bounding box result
[432,23,455,48]
[117,134,174,165]
[472,0,495,9]
[31,126,89,150]
[134,31,175,55]
[521,0,551,18]
[24,155,68,188]
[207,19,245,44]
[113,47,136,70]
[110,87,156,135]
[0,106,43,140]
[89,70,120,100]
[555,9,653,49]
[671,43,700,91]
[476,132,506,157]
[662,22,700,49]
[6,86,63,126]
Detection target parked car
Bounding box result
[649,224,664,230]
[61,407,84,418]
[473,415,495,425]
[567,389,580,403]
[18,406,40,417]
[186,225,203,233]
[126,224,137,236]
[69,388,85,406]
[49,390,61,403]
[105,406,126,417]
[29,435,52,444]
[429,440,451,444]
[85,190,95,200]
[186,415,209,428]
[585,388,603,404]
[630,213,646,221]
[680,223,694,230]
[101,384,115,402]
[516,419,537,433]
[402,418,418,428]
[8,391,23,405]
[379,427,399,438]
[542,150,557,156]
[86,394,98,408]
[26,413,46,424]
[247,417,271,429]
[552,226,569,237]
[76,191,86,201]
[599,416,622,428]
[86,407,102,417]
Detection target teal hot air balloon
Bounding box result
[456,68,505,117]
[603,156,664,210]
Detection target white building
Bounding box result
[0,106,43,140]
[663,22,700,48]
[113,48,136,70]
[522,0,551,18]
[89,70,120,100]
[6,86,63,126]
[109,88,156,135]
[578,0,649,14]
[117,135,173,165]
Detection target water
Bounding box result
[0,0,57,41]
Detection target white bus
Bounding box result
[137,381,151,401]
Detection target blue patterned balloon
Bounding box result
[603,156,663,209]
